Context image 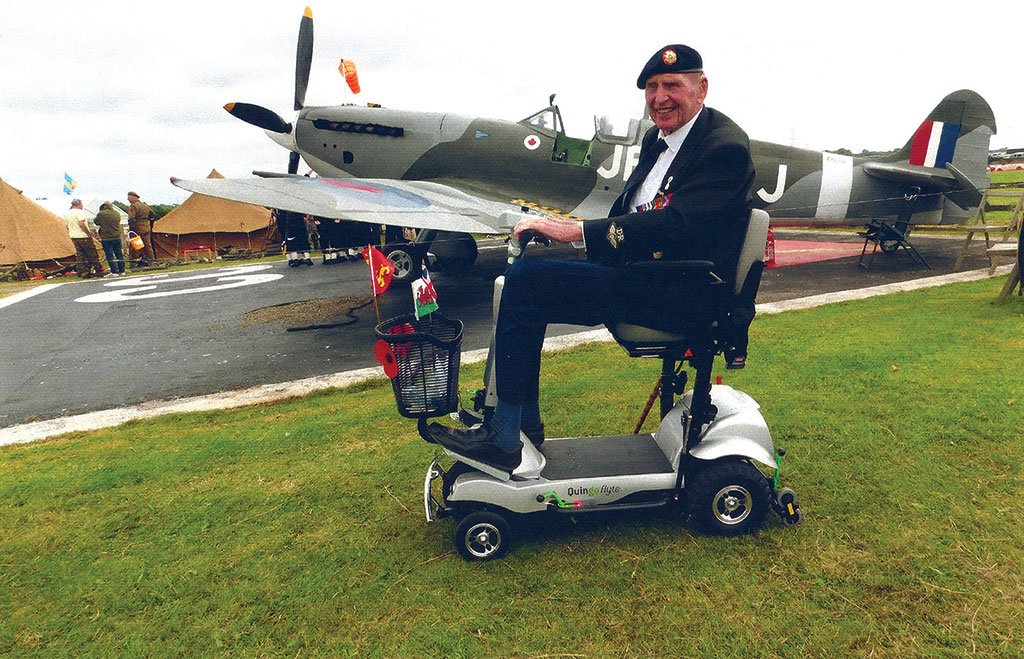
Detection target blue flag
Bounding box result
[63,173,77,195]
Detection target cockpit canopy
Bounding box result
[518,95,643,165]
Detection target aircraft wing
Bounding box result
[862,162,983,210]
[170,176,519,234]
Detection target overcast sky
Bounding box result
[3,0,1021,205]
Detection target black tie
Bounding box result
[625,138,669,200]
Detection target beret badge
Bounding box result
[662,49,678,65]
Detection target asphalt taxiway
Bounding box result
[0,230,1010,443]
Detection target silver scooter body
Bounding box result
[426,382,775,521]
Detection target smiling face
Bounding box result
[645,72,708,135]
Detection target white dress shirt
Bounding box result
[630,107,703,211]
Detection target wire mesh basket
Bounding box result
[375,313,463,419]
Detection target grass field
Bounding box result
[2,275,1023,657]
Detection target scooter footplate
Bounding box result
[540,435,673,480]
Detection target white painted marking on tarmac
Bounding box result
[0,283,64,309]
[74,265,283,303]
[1,265,1014,447]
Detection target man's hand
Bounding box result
[513,215,584,244]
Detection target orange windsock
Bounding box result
[339,59,361,94]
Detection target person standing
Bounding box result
[64,199,104,278]
[94,202,125,276]
[127,191,156,266]
[279,210,313,266]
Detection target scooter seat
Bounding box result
[610,323,689,345]
[609,208,769,362]
[608,322,695,358]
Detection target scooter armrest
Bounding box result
[620,260,720,287]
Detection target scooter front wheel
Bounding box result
[687,459,771,536]
[455,510,511,561]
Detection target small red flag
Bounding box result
[362,246,394,295]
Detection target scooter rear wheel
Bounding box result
[455,510,511,561]
[687,459,771,536]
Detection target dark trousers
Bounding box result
[495,259,623,404]
[101,239,124,274]
[495,258,704,404]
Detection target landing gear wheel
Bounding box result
[431,232,478,275]
[880,240,900,253]
[455,510,510,561]
[688,459,771,536]
[385,245,422,283]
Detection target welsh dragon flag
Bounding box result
[412,265,439,319]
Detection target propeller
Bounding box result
[223,102,291,134]
[290,7,314,174]
[224,7,314,176]
[295,7,314,111]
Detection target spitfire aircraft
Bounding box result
[172,8,996,280]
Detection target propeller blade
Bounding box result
[224,102,292,134]
[294,7,313,110]
[288,151,301,175]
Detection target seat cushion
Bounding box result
[610,323,689,345]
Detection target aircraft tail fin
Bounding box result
[893,89,996,167]
[890,90,996,222]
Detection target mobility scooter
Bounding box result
[376,208,802,561]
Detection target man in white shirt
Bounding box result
[64,199,104,278]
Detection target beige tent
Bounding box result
[152,169,274,258]
[0,177,75,268]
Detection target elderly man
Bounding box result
[428,44,756,471]
[64,199,103,278]
[127,191,156,266]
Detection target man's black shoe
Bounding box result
[425,424,522,472]
[455,408,543,448]
[425,423,496,452]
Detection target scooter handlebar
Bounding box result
[507,230,548,263]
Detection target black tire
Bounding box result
[442,461,474,502]
[774,487,804,527]
[454,510,511,561]
[385,245,422,283]
[687,459,771,536]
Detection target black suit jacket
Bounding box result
[582,106,755,331]
[584,106,755,278]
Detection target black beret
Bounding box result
[636,44,703,88]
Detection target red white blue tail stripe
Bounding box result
[909,121,959,168]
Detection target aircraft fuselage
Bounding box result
[285,92,991,229]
